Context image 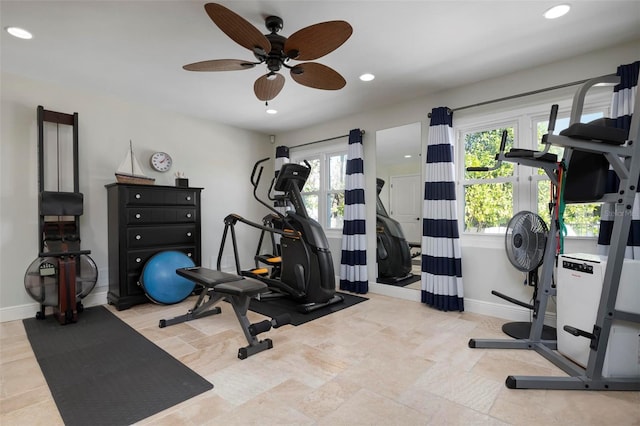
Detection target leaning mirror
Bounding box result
[375,122,422,288]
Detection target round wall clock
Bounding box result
[150,152,172,172]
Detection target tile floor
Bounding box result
[1,292,639,425]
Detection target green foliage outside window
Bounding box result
[464,128,514,232]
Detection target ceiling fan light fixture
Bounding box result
[543,4,570,19]
[266,72,278,81]
[5,26,32,39]
[359,73,375,82]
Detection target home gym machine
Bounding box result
[375,178,415,283]
[217,158,343,313]
[24,106,97,324]
[468,74,640,390]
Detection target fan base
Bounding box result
[502,321,557,340]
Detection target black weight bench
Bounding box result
[159,267,290,359]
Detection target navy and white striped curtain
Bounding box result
[340,129,368,293]
[597,61,640,259]
[422,107,464,311]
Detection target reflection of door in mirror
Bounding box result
[389,174,421,244]
[376,122,422,285]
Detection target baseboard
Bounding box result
[3,283,556,327]
[0,290,109,323]
[367,281,556,326]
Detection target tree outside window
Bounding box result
[463,126,515,233]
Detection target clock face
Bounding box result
[150,152,172,172]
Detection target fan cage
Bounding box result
[24,255,98,306]
[504,211,548,272]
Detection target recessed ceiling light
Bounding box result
[404,155,412,158]
[5,26,33,39]
[359,73,375,82]
[266,108,278,115]
[543,4,570,19]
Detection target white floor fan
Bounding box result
[492,211,557,340]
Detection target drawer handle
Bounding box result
[186,213,192,218]
[135,235,141,240]
[135,213,141,219]
[186,232,192,237]
[135,193,141,199]
[186,195,192,201]
[136,257,142,263]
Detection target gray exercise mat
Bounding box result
[23,305,213,426]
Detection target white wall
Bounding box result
[3,41,637,322]
[0,72,273,320]
[275,40,640,319]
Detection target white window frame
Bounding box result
[290,141,348,237]
[456,91,611,239]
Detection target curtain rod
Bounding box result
[290,129,365,150]
[427,78,591,117]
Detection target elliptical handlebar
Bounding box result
[250,157,270,189]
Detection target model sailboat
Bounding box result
[115,141,155,185]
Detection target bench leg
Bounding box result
[226,294,274,359]
[159,287,223,328]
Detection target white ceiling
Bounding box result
[1,1,639,134]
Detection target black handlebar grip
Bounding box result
[499,130,508,152]
[563,325,594,339]
[548,104,559,132]
[563,325,580,336]
[466,167,489,172]
[251,157,270,185]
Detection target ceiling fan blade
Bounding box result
[205,3,271,54]
[284,21,352,61]
[254,73,285,101]
[183,59,256,72]
[290,63,346,90]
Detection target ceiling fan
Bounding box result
[183,3,353,103]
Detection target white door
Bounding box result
[389,174,422,244]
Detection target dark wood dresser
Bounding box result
[105,183,203,310]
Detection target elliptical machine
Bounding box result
[375,178,414,283]
[217,158,343,313]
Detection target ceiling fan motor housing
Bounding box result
[265,15,283,33]
[263,33,287,71]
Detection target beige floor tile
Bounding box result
[1,292,638,425]
[318,387,427,426]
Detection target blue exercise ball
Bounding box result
[140,251,196,304]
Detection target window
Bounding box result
[291,146,347,232]
[463,124,516,233]
[458,95,610,237]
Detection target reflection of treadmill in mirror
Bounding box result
[376,178,415,284]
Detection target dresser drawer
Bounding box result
[127,246,198,273]
[127,225,197,248]
[126,187,197,206]
[127,207,197,224]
